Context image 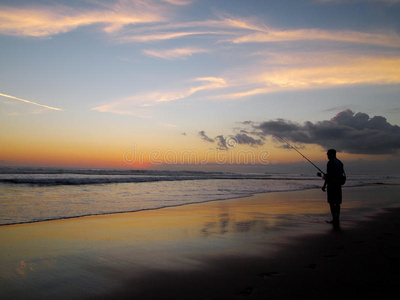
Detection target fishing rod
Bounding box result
[274,134,325,176]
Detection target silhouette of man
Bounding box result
[322,149,345,225]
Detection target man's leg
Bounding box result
[330,203,340,223]
[336,204,341,221]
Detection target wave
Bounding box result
[0,183,325,227]
[1,167,396,188]
[0,167,396,226]
[0,181,395,227]
[0,167,320,186]
[0,175,210,186]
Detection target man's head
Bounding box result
[327,149,337,160]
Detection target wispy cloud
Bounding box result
[232,28,400,48]
[120,31,224,42]
[0,93,62,111]
[94,52,400,115]
[114,14,266,44]
[92,77,228,115]
[0,0,174,37]
[6,1,399,115]
[314,0,400,4]
[4,1,398,51]
[161,0,194,5]
[116,11,400,47]
[143,47,209,60]
[188,77,228,95]
[213,55,400,99]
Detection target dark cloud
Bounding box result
[215,135,228,150]
[199,131,264,150]
[256,109,400,155]
[198,130,214,143]
[234,133,263,147]
[197,110,400,155]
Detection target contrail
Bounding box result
[0,92,62,111]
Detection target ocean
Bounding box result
[0,167,398,226]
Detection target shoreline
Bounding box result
[1,185,400,299]
[0,182,397,227]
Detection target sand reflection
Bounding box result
[0,189,330,298]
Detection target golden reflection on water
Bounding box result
[0,188,332,287]
[1,186,399,299]
[1,190,326,258]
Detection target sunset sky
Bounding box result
[1,0,400,172]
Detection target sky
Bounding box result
[1,0,400,173]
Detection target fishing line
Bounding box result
[273,134,325,176]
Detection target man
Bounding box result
[322,149,345,225]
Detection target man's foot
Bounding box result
[326,219,339,224]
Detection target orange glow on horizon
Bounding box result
[1,143,376,171]
[0,128,387,170]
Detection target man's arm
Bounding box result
[321,162,330,192]
[322,179,327,191]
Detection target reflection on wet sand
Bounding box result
[3,186,396,299]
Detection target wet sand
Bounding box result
[103,207,400,300]
[1,185,399,299]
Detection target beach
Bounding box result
[1,185,399,299]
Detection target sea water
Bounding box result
[0,167,397,226]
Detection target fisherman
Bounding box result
[322,149,345,225]
[274,135,346,225]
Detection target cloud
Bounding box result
[198,131,264,150]
[199,131,214,143]
[92,77,227,115]
[196,110,400,156]
[0,92,62,111]
[0,1,171,37]
[113,10,400,51]
[113,14,272,46]
[161,0,193,5]
[232,28,400,47]
[189,77,227,94]
[0,1,265,41]
[234,133,264,147]
[143,47,209,60]
[10,2,399,114]
[120,31,220,42]
[215,135,229,150]
[214,55,400,100]
[99,52,400,114]
[256,109,400,155]
[3,1,399,51]
[314,0,400,4]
